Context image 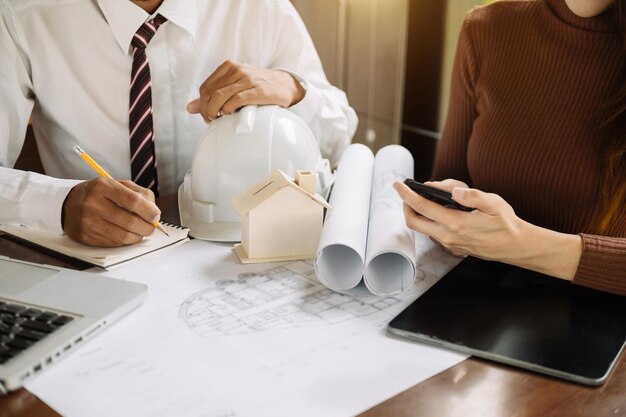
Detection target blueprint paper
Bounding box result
[363,145,415,295]
[315,144,416,295]
[26,238,466,417]
[315,144,374,291]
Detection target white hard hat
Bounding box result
[179,105,333,242]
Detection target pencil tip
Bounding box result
[154,223,169,236]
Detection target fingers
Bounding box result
[105,180,160,223]
[451,187,502,214]
[402,203,463,254]
[119,180,156,203]
[221,87,273,114]
[203,79,254,120]
[403,201,471,257]
[396,179,521,261]
[395,180,473,254]
[393,181,458,224]
[187,61,301,121]
[200,60,242,96]
[424,178,469,192]
[98,197,156,237]
[402,202,440,237]
[191,61,242,116]
[186,98,201,114]
[62,178,160,247]
[83,221,145,248]
[192,60,248,121]
[417,180,500,214]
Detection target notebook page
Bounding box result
[0,222,189,268]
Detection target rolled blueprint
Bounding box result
[315,144,416,295]
[363,145,416,295]
[315,144,374,292]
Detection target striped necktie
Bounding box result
[129,14,167,196]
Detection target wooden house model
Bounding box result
[232,169,331,263]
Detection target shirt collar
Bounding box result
[96,0,197,54]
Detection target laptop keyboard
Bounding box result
[0,301,74,364]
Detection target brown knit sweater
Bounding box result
[433,0,626,295]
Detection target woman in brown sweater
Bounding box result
[395,0,626,295]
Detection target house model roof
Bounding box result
[232,169,331,216]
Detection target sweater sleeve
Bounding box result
[431,15,479,185]
[573,234,626,295]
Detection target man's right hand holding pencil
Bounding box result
[62,177,161,247]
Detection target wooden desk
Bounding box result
[1,194,625,417]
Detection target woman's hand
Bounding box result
[394,179,583,280]
[394,180,524,261]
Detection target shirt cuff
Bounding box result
[275,68,323,124]
[21,173,82,234]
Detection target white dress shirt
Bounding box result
[0,0,357,233]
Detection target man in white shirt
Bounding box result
[0,0,357,247]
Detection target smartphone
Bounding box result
[403,179,474,212]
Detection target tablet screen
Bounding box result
[388,257,626,385]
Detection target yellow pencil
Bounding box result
[72,145,169,237]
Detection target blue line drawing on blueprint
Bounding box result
[179,261,402,338]
[369,169,406,215]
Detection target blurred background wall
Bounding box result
[291,0,486,180]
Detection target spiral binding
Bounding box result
[160,221,189,231]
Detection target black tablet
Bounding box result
[388,257,626,385]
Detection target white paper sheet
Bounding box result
[26,237,466,417]
[315,144,416,295]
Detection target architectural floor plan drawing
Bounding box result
[26,238,466,417]
[180,261,403,337]
[369,169,405,215]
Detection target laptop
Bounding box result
[388,257,626,386]
[0,256,147,394]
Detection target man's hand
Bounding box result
[62,178,161,247]
[186,60,306,121]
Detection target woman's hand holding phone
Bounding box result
[403,179,473,211]
[393,178,530,262]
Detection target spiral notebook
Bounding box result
[0,222,190,269]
